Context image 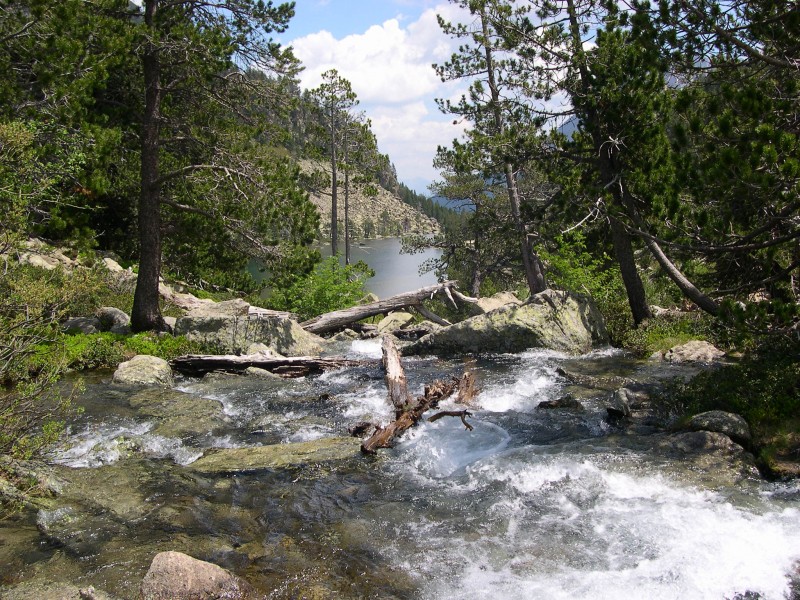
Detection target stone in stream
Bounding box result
[659,340,726,363]
[140,551,256,600]
[403,289,607,357]
[685,410,752,448]
[112,355,174,387]
[127,387,227,438]
[189,437,361,474]
[376,311,415,333]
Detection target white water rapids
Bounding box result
[39,338,800,599]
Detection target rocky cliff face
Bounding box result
[300,160,439,240]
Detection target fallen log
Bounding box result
[170,354,369,378]
[301,281,475,335]
[361,336,474,454]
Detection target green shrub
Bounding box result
[666,345,800,448]
[266,257,374,321]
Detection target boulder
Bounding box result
[189,437,360,474]
[686,410,752,447]
[403,289,607,357]
[663,340,725,363]
[63,317,101,335]
[605,387,635,420]
[140,551,255,600]
[112,355,174,387]
[174,314,323,356]
[185,298,250,318]
[474,291,522,314]
[95,307,130,333]
[377,311,415,333]
[245,342,284,358]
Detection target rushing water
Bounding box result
[2,341,799,599]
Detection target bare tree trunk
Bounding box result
[131,0,166,333]
[610,217,652,325]
[330,105,339,256]
[344,126,351,265]
[301,281,471,334]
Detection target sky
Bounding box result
[278,0,471,195]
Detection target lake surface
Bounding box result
[321,238,442,298]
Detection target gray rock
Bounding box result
[140,551,255,600]
[0,581,120,600]
[95,307,130,332]
[686,410,752,447]
[244,366,281,379]
[606,387,633,420]
[174,314,323,356]
[128,387,227,438]
[112,355,174,387]
[190,437,361,474]
[185,298,250,318]
[474,291,522,314]
[163,316,177,333]
[63,317,101,335]
[663,340,725,363]
[537,394,584,411]
[245,342,284,358]
[377,311,415,333]
[403,289,607,357]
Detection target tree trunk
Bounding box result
[610,217,652,325]
[170,354,367,378]
[330,104,339,256]
[361,336,468,454]
[300,281,472,334]
[479,9,547,297]
[131,0,166,333]
[344,126,351,265]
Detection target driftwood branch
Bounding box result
[428,410,474,431]
[301,281,473,334]
[360,336,475,454]
[170,354,368,378]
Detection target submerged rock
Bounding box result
[189,437,361,474]
[128,387,227,438]
[403,289,607,357]
[0,582,120,600]
[112,355,174,387]
[686,410,752,448]
[174,313,323,356]
[140,551,255,600]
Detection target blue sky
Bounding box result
[279,1,470,194]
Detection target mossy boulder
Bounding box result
[403,289,607,357]
[112,355,174,387]
[174,314,323,356]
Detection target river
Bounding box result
[1,341,799,599]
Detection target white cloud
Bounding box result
[288,2,469,192]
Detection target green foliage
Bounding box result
[57,332,210,371]
[266,256,374,321]
[540,232,631,343]
[669,346,800,442]
[616,312,717,358]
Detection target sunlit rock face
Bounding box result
[404,289,608,357]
